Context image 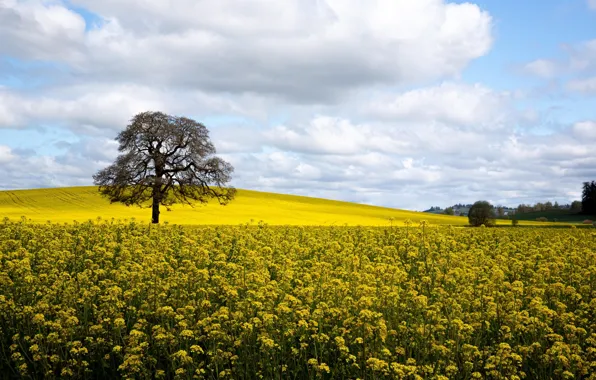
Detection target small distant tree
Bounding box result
[511,218,519,227]
[93,111,236,224]
[571,200,582,213]
[496,206,505,218]
[444,207,454,216]
[468,201,496,227]
[582,181,596,215]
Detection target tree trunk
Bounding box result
[152,193,160,224]
[152,165,164,224]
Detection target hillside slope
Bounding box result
[0,186,471,226]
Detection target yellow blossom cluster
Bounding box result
[1,218,596,379]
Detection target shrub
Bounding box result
[536,217,548,222]
[468,201,496,227]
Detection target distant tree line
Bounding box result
[424,181,596,227]
[514,201,581,214]
[583,181,596,215]
[458,181,596,227]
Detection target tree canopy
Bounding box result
[582,181,596,215]
[93,111,236,223]
[468,201,496,227]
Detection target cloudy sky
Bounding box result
[1,0,595,210]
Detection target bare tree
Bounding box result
[93,111,236,223]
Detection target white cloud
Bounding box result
[1,0,493,101]
[0,145,15,164]
[523,59,559,78]
[589,0,596,10]
[0,0,86,61]
[567,77,596,94]
[364,82,513,129]
[572,121,596,140]
[0,84,268,131]
[227,119,596,210]
[265,116,414,155]
[567,39,596,72]
[1,0,595,210]
[521,40,596,92]
[0,84,164,130]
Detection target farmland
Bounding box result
[1,187,473,226]
[0,187,563,227]
[512,209,595,224]
[1,219,596,379]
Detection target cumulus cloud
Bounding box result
[0,84,269,132]
[0,84,165,131]
[225,83,596,208]
[0,0,86,61]
[0,145,16,164]
[0,137,115,190]
[572,121,596,140]
[227,119,596,210]
[363,82,513,129]
[264,117,410,156]
[1,0,493,102]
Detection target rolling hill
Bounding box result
[0,186,474,226]
[0,187,570,226]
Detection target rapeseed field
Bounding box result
[0,187,464,226]
[1,218,595,379]
[0,187,556,226]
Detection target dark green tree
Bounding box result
[571,200,582,212]
[468,201,496,227]
[582,181,596,215]
[93,111,236,224]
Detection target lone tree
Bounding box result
[93,111,236,223]
[582,181,596,215]
[468,201,496,227]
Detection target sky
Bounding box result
[0,0,595,211]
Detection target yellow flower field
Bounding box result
[1,218,595,379]
[0,186,549,226]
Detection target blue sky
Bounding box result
[0,0,595,210]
